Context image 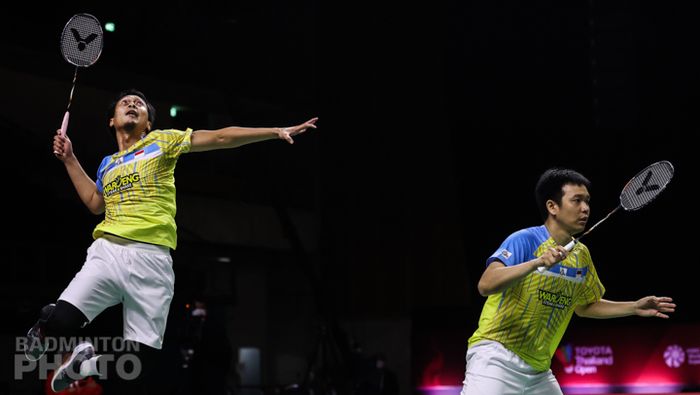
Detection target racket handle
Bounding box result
[564,239,576,252]
[60,111,70,136]
[536,240,577,273]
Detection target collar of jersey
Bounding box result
[111,132,151,159]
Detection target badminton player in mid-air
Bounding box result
[25,89,317,392]
[460,168,676,395]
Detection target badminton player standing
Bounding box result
[24,89,317,392]
[460,168,676,395]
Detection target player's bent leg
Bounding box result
[24,303,56,361]
[45,300,90,335]
[24,300,90,362]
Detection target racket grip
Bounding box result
[564,239,576,251]
[536,240,577,273]
[60,111,70,136]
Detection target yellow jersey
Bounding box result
[468,225,605,371]
[93,129,192,250]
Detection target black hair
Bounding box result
[534,168,591,221]
[107,89,156,134]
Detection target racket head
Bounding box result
[60,13,103,67]
[619,160,674,211]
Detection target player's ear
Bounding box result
[546,199,559,216]
[109,118,114,128]
[147,121,152,132]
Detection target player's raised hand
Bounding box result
[537,245,568,270]
[278,117,318,144]
[53,129,74,161]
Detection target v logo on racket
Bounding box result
[635,171,661,195]
[70,28,98,51]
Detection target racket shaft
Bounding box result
[60,111,70,136]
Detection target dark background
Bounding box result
[1,1,696,394]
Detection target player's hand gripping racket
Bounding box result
[56,13,103,140]
[537,160,674,273]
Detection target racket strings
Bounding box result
[61,14,103,67]
[620,161,674,210]
[571,161,673,247]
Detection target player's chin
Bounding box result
[571,222,586,233]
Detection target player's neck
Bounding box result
[115,129,146,152]
[544,219,572,246]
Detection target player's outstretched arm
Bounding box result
[575,296,675,319]
[190,117,318,153]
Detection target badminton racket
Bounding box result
[57,13,103,138]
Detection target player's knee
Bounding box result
[45,300,88,337]
[38,303,56,322]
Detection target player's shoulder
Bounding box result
[152,128,190,135]
[97,154,114,171]
[148,128,192,142]
[505,225,548,245]
[573,241,592,258]
[148,128,172,138]
[488,226,544,265]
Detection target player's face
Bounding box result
[555,183,590,235]
[110,95,151,133]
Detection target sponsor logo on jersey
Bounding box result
[103,172,140,197]
[538,289,572,309]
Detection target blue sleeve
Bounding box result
[486,230,536,267]
[95,156,110,193]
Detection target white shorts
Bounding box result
[460,341,563,395]
[59,234,174,349]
